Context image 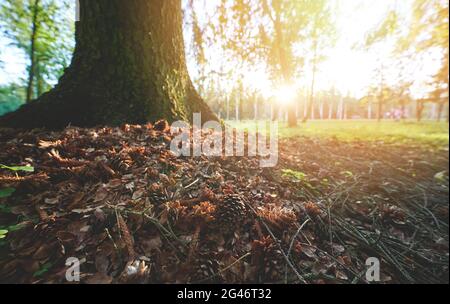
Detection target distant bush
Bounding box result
[0,84,25,116]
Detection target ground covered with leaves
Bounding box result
[0,122,448,284]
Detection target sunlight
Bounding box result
[275,85,297,105]
[244,70,273,98]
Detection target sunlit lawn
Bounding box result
[228,119,449,147]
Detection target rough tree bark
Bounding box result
[0,0,216,129]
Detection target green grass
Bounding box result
[227,119,449,146]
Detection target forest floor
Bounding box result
[0,120,448,284]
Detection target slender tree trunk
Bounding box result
[446,101,449,123]
[1,0,216,129]
[303,69,316,123]
[437,101,444,122]
[226,95,230,120]
[328,101,333,120]
[431,102,437,120]
[26,0,41,103]
[272,11,296,127]
[319,99,324,120]
[338,97,343,120]
[235,91,239,121]
[417,100,424,122]
[287,103,297,126]
[36,63,45,98]
[303,96,308,120]
[377,99,383,122]
[400,101,406,121]
[303,42,317,124]
[254,94,258,121]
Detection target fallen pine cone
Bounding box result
[256,204,297,233]
[189,248,221,283]
[251,236,285,283]
[304,201,323,218]
[154,120,170,132]
[214,194,247,234]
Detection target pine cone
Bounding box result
[154,120,170,132]
[190,249,221,283]
[251,236,285,282]
[257,204,297,233]
[110,155,131,172]
[214,194,247,234]
[159,201,187,225]
[149,191,167,205]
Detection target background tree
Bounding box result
[398,0,449,121]
[0,83,25,116]
[301,0,336,123]
[364,9,400,122]
[0,0,74,103]
[215,0,335,127]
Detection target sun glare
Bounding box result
[275,85,297,105]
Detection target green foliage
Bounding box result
[0,84,25,116]
[340,171,354,178]
[0,164,35,172]
[434,171,449,184]
[215,0,336,84]
[0,0,74,106]
[282,169,307,181]
[282,168,315,190]
[33,262,52,277]
[0,188,15,198]
[365,10,399,47]
[0,230,7,239]
[398,0,449,100]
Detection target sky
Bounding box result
[0,0,445,99]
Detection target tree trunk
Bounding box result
[26,0,41,103]
[272,10,296,127]
[328,101,333,119]
[337,97,343,120]
[302,52,317,123]
[447,101,449,123]
[254,94,258,121]
[437,101,444,122]
[377,99,383,122]
[235,94,239,121]
[416,100,424,122]
[0,0,216,129]
[36,62,45,98]
[319,99,324,120]
[431,102,437,120]
[226,95,230,120]
[400,101,406,121]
